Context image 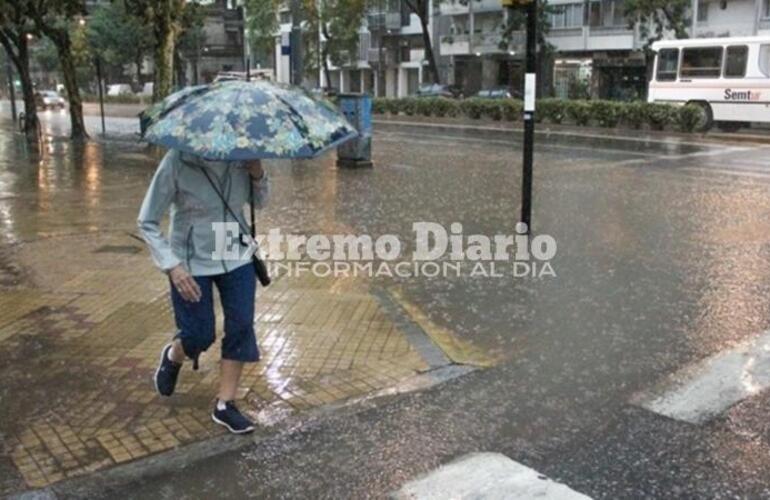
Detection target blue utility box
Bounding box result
[337,93,373,168]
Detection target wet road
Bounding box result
[4,107,770,498]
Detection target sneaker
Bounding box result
[211,400,255,434]
[154,343,182,397]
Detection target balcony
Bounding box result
[440,0,505,15]
[440,31,523,56]
[367,12,402,31]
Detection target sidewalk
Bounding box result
[0,229,488,496]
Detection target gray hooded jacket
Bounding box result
[137,150,269,277]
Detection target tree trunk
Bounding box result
[135,59,143,86]
[0,32,40,143]
[153,22,176,101]
[17,48,40,143]
[322,48,331,89]
[418,15,440,84]
[57,40,88,140]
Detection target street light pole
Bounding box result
[504,0,537,233]
[94,56,106,136]
[4,53,17,122]
[290,0,303,86]
[521,0,536,232]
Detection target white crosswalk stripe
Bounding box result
[632,331,770,424]
[391,452,593,500]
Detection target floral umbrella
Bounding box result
[139,80,357,160]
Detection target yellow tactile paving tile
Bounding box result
[0,234,435,494]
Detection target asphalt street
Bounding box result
[3,106,770,499]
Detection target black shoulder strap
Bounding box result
[199,166,253,239]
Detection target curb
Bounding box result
[373,116,770,147]
[7,285,483,499]
[10,364,477,500]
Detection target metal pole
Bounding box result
[290,0,303,86]
[5,55,17,122]
[95,56,106,136]
[520,0,537,232]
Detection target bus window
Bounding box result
[680,47,723,78]
[723,46,748,78]
[656,48,679,81]
[761,45,770,77]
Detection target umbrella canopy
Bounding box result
[139,80,357,160]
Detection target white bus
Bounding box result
[648,36,770,131]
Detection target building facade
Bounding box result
[269,0,770,99]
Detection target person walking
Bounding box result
[138,149,269,434]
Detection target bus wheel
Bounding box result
[716,121,744,133]
[687,101,713,132]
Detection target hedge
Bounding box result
[371,97,699,132]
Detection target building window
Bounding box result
[589,0,625,28]
[764,0,770,17]
[279,11,291,24]
[550,3,584,28]
[723,46,748,78]
[656,48,679,81]
[680,46,723,78]
[697,1,708,22]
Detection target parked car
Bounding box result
[34,90,66,110]
[415,84,463,99]
[475,88,521,99]
[107,84,134,96]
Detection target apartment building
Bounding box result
[270,0,770,98]
[272,0,438,97]
[442,0,770,99]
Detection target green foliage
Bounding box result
[87,1,153,72]
[304,0,366,80]
[624,0,690,49]
[459,98,486,119]
[566,100,592,126]
[646,103,675,130]
[590,100,623,128]
[432,97,460,117]
[621,101,647,129]
[372,97,387,114]
[501,100,522,122]
[245,0,279,63]
[538,99,566,124]
[371,98,684,132]
[676,104,704,133]
[400,97,418,116]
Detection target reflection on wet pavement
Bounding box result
[1,109,770,495]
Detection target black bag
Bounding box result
[200,166,271,287]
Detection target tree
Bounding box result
[0,0,40,142]
[125,0,186,101]
[87,0,154,86]
[624,0,690,80]
[625,0,690,43]
[402,0,439,84]
[304,0,366,87]
[500,1,556,96]
[244,0,279,70]
[26,0,89,140]
[175,2,205,87]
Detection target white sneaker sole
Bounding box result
[211,413,255,434]
[154,343,175,397]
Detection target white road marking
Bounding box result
[391,452,593,500]
[632,331,770,424]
